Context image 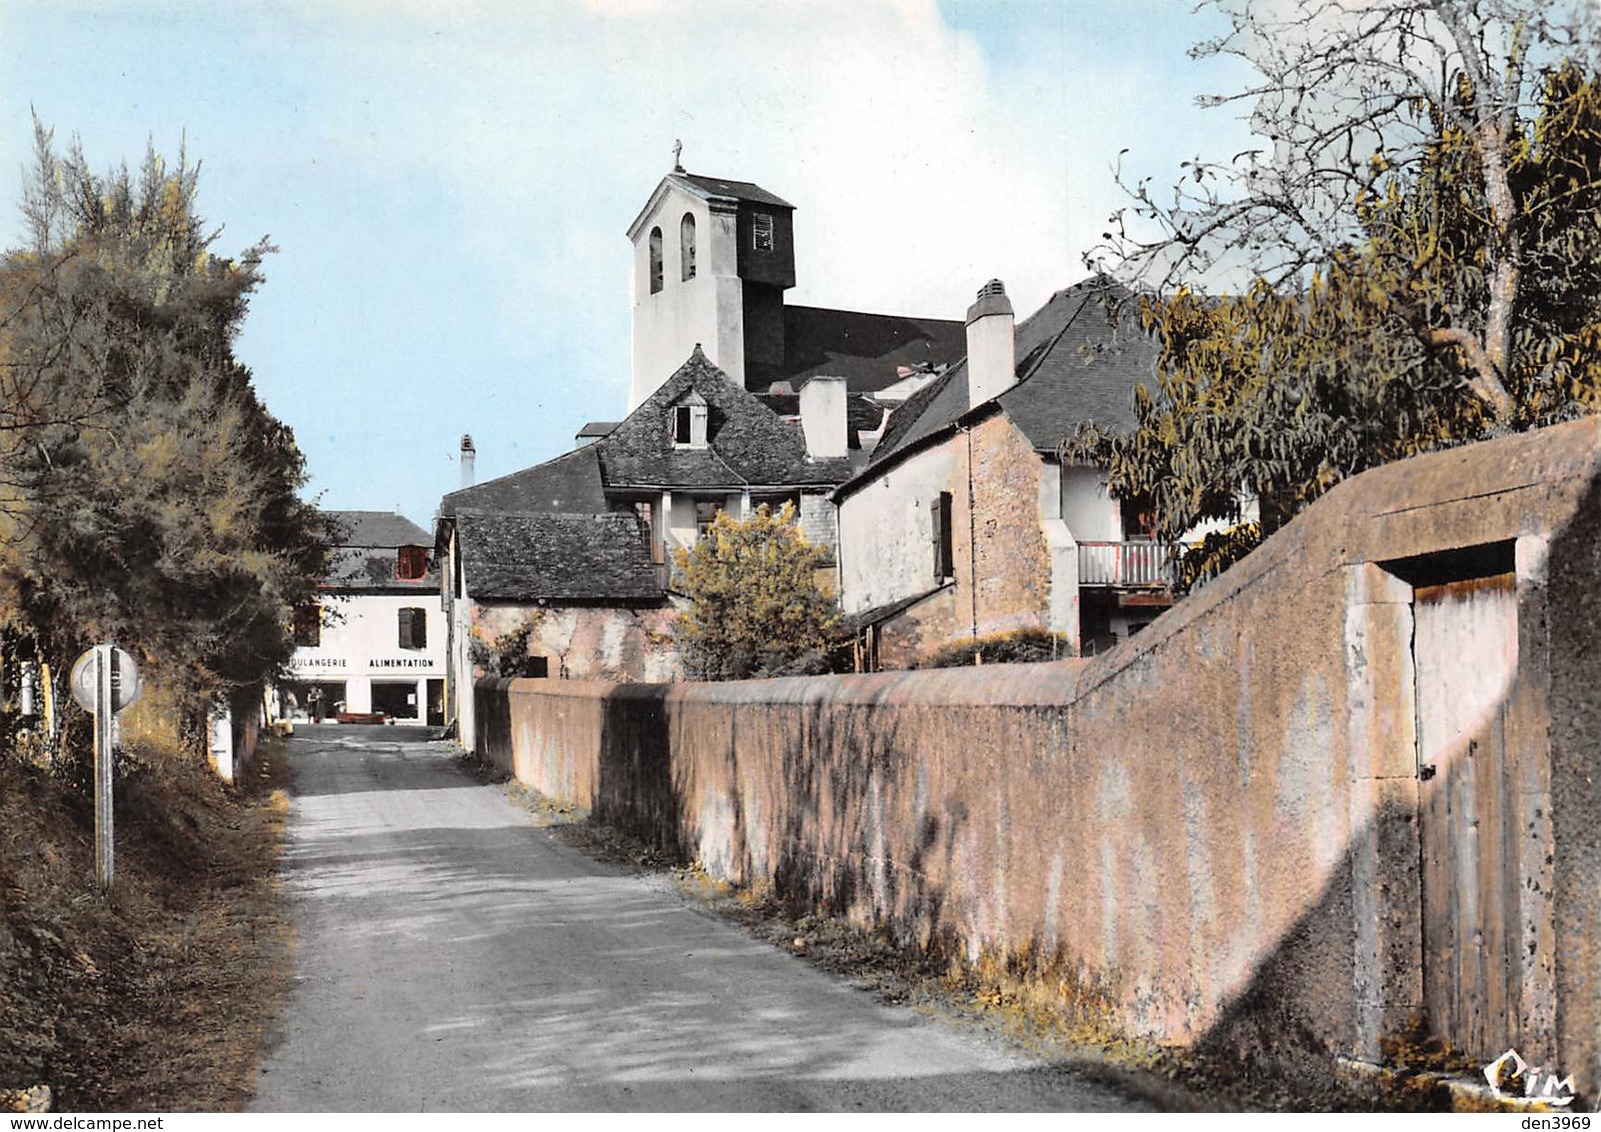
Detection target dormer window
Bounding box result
[752,212,773,252]
[648,226,663,294]
[396,544,428,580]
[672,392,708,448]
[680,213,696,281]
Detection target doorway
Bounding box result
[1410,554,1520,1060]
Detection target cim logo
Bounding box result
[1484,1048,1578,1108]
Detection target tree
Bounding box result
[1100,0,1598,424]
[1074,5,1601,588]
[672,503,839,681]
[0,120,333,733]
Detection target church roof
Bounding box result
[454,510,662,603]
[745,305,966,395]
[838,277,1158,499]
[627,170,794,239]
[675,173,794,210]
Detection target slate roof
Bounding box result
[842,277,1157,498]
[438,445,608,519]
[320,511,437,592]
[598,348,854,488]
[676,173,794,210]
[745,305,966,395]
[325,510,433,548]
[455,510,662,603]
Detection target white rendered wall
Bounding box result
[837,441,962,615]
[288,591,445,719]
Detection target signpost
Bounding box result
[69,645,140,888]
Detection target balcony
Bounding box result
[1077,541,1179,589]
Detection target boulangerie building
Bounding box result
[279,510,446,724]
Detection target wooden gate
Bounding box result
[1413,571,1521,1058]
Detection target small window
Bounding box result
[648,227,663,294]
[680,213,696,281]
[672,398,708,447]
[931,492,954,581]
[398,607,427,650]
[292,604,321,648]
[396,544,428,580]
[752,212,774,251]
[695,500,723,540]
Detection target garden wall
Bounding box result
[477,419,1601,1092]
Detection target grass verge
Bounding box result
[1,737,292,1112]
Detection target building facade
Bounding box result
[835,277,1184,666]
[279,511,447,724]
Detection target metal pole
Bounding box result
[93,644,114,887]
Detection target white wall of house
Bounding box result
[288,591,445,720]
[1059,465,1122,541]
[630,187,744,408]
[837,441,962,615]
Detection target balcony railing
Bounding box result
[1077,540,1179,588]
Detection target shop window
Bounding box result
[292,604,322,648]
[648,227,663,294]
[396,544,428,580]
[680,213,696,281]
[931,492,953,581]
[398,607,427,650]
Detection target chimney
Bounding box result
[459,434,476,489]
[799,376,848,460]
[966,279,1016,410]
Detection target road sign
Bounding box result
[70,646,140,714]
[69,644,140,889]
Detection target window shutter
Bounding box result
[932,492,954,580]
[398,607,426,649]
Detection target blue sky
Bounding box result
[0,0,1255,529]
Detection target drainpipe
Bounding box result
[963,425,978,641]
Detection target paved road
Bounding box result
[249,727,1160,1112]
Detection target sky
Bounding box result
[0,0,1257,530]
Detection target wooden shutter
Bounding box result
[398,607,426,650]
[932,492,953,580]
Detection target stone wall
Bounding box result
[477,419,1601,1092]
[470,601,681,683]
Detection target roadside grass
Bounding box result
[1,736,291,1112]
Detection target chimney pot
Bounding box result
[965,279,1017,409]
[799,376,849,460]
[460,434,477,489]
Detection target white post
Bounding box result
[93,644,115,888]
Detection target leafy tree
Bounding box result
[1101,0,1598,423]
[0,120,333,736]
[672,503,839,681]
[1074,7,1601,588]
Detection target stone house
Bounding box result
[834,275,1181,668]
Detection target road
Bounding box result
[249,726,1163,1112]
